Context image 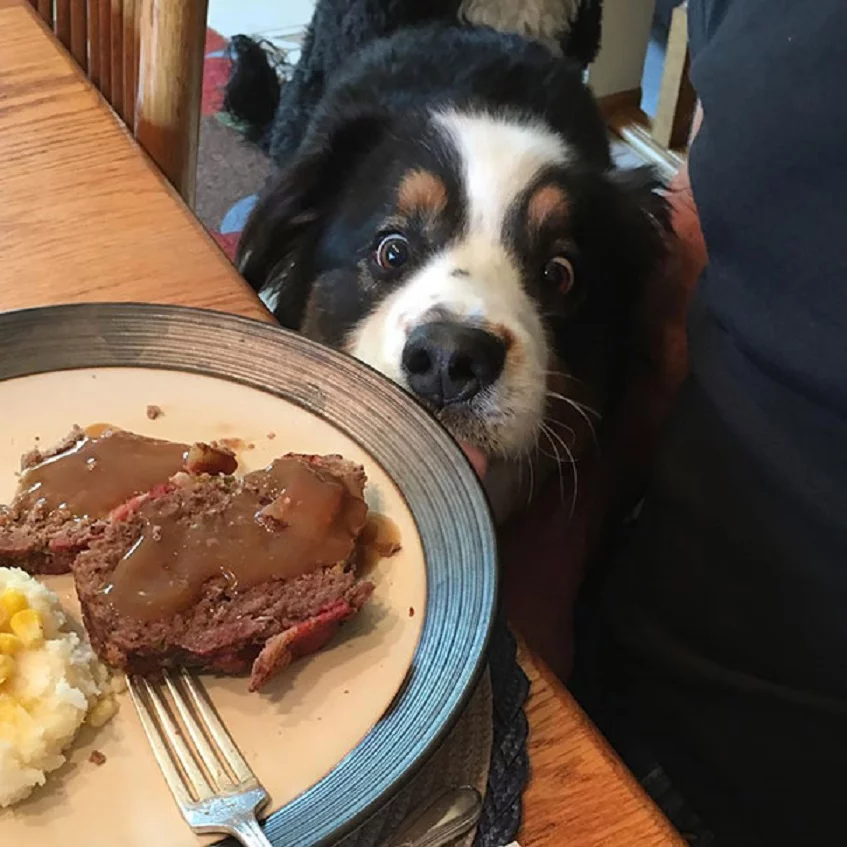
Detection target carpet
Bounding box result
[196,28,274,261]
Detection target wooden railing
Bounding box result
[27,0,208,204]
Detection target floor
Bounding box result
[207,0,315,63]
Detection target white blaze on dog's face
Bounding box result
[345,112,570,456]
[241,104,669,466]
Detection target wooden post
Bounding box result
[134,0,208,205]
[69,0,88,71]
[109,0,124,119]
[87,0,100,85]
[54,1,71,49]
[123,0,138,128]
[97,0,112,101]
[33,0,53,28]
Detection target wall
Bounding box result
[587,0,657,98]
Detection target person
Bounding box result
[568,1,847,845]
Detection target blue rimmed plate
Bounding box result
[0,303,497,847]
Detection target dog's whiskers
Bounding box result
[538,420,579,521]
[519,445,536,509]
[537,422,565,507]
[545,390,601,450]
[546,390,602,420]
[543,415,577,447]
[545,369,586,387]
[515,445,531,505]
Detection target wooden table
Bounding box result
[0,4,684,845]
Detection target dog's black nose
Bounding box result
[402,321,506,407]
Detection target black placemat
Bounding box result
[474,614,531,847]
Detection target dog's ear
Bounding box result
[237,111,389,329]
[596,164,675,292]
[607,165,674,252]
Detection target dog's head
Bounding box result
[238,105,670,462]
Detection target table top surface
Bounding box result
[0,3,684,844]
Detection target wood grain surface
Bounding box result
[519,642,685,845]
[0,4,684,844]
[0,0,267,321]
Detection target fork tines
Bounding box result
[128,668,271,843]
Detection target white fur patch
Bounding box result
[435,110,569,241]
[346,112,569,456]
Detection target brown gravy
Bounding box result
[19,428,188,519]
[105,458,370,621]
[357,513,403,573]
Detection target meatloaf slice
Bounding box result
[72,454,374,692]
[0,427,235,575]
[0,428,95,574]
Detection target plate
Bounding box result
[0,304,497,847]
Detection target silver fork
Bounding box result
[128,668,273,847]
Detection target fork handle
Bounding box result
[228,815,274,847]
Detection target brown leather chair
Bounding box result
[29,0,208,204]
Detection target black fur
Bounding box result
[223,36,283,142]
[237,25,670,407]
[224,0,604,165]
[229,20,672,469]
[237,23,618,322]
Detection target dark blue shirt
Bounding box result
[595,1,847,843]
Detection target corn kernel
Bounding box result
[0,696,19,732]
[0,589,29,618]
[0,695,16,720]
[0,634,22,655]
[10,609,43,648]
[0,655,15,685]
[87,695,118,728]
[0,606,9,633]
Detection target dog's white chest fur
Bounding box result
[458,0,578,53]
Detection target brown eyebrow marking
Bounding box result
[527,184,569,230]
[396,169,448,218]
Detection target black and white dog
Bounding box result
[227,3,671,520]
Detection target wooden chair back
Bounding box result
[29,0,208,204]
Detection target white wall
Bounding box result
[587,0,656,98]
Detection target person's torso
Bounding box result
[597,2,847,841]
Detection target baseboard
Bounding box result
[598,88,643,120]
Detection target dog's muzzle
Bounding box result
[401,321,506,408]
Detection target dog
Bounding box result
[226,16,671,522]
[225,0,604,164]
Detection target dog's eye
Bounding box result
[374,233,410,270]
[543,256,575,295]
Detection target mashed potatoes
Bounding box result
[0,568,119,808]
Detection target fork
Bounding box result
[128,668,273,847]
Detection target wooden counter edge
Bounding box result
[517,639,687,845]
